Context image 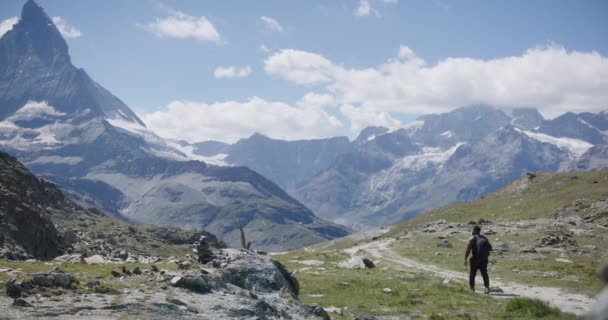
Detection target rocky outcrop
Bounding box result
[1,250,328,319]
[0,151,65,259]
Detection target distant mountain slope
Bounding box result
[0,148,226,261]
[191,105,607,230]
[0,0,349,250]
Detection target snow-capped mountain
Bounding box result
[192,105,608,229]
[0,0,349,250]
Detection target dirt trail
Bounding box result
[345,238,595,316]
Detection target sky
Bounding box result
[1,0,608,143]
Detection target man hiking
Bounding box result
[465,225,492,294]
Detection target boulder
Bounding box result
[217,249,299,296]
[6,280,25,298]
[117,250,128,260]
[84,255,106,264]
[337,256,375,269]
[172,275,211,294]
[53,254,84,264]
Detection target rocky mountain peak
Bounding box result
[7,0,70,67]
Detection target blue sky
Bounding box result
[1,0,607,142]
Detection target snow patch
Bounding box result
[399,143,465,170]
[367,135,376,141]
[8,101,65,121]
[518,129,593,156]
[440,130,453,138]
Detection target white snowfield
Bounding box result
[517,128,593,157]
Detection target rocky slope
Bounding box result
[0,0,349,250]
[0,149,224,262]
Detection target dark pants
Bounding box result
[469,258,489,290]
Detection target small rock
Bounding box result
[168,298,188,306]
[555,258,573,264]
[355,316,378,320]
[520,246,537,253]
[133,267,142,275]
[111,270,121,278]
[12,298,31,307]
[151,265,159,272]
[324,306,343,315]
[337,256,375,269]
[383,288,392,293]
[437,240,453,248]
[170,276,182,286]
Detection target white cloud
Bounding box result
[51,17,82,39]
[340,104,402,135]
[355,0,377,17]
[264,49,336,85]
[297,92,335,108]
[264,45,608,118]
[259,44,271,53]
[214,65,252,79]
[143,10,220,43]
[141,97,344,143]
[0,17,18,37]
[355,0,398,17]
[260,16,284,32]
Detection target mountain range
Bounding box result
[190,106,608,229]
[1,0,606,243]
[0,0,349,250]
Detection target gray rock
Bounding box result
[84,255,106,264]
[521,246,538,253]
[219,249,300,296]
[53,254,84,264]
[355,316,379,320]
[437,240,453,248]
[32,275,54,287]
[337,256,375,269]
[6,280,24,298]
[12,298,32,307]
[117,250,128,260]
[173,276,211,294]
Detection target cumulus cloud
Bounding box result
[264,45,608,118]
[141,97,344,143]
[264,49,336,85]
[51,17,82,39]
[0,17,18,37]
[260,16,284,32]
[143,10,220,43]
[214,66,252,78]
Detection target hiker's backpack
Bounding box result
[475,235,492,261]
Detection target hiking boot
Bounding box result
[484,287,490,294]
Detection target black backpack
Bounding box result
[475,235,492,261]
